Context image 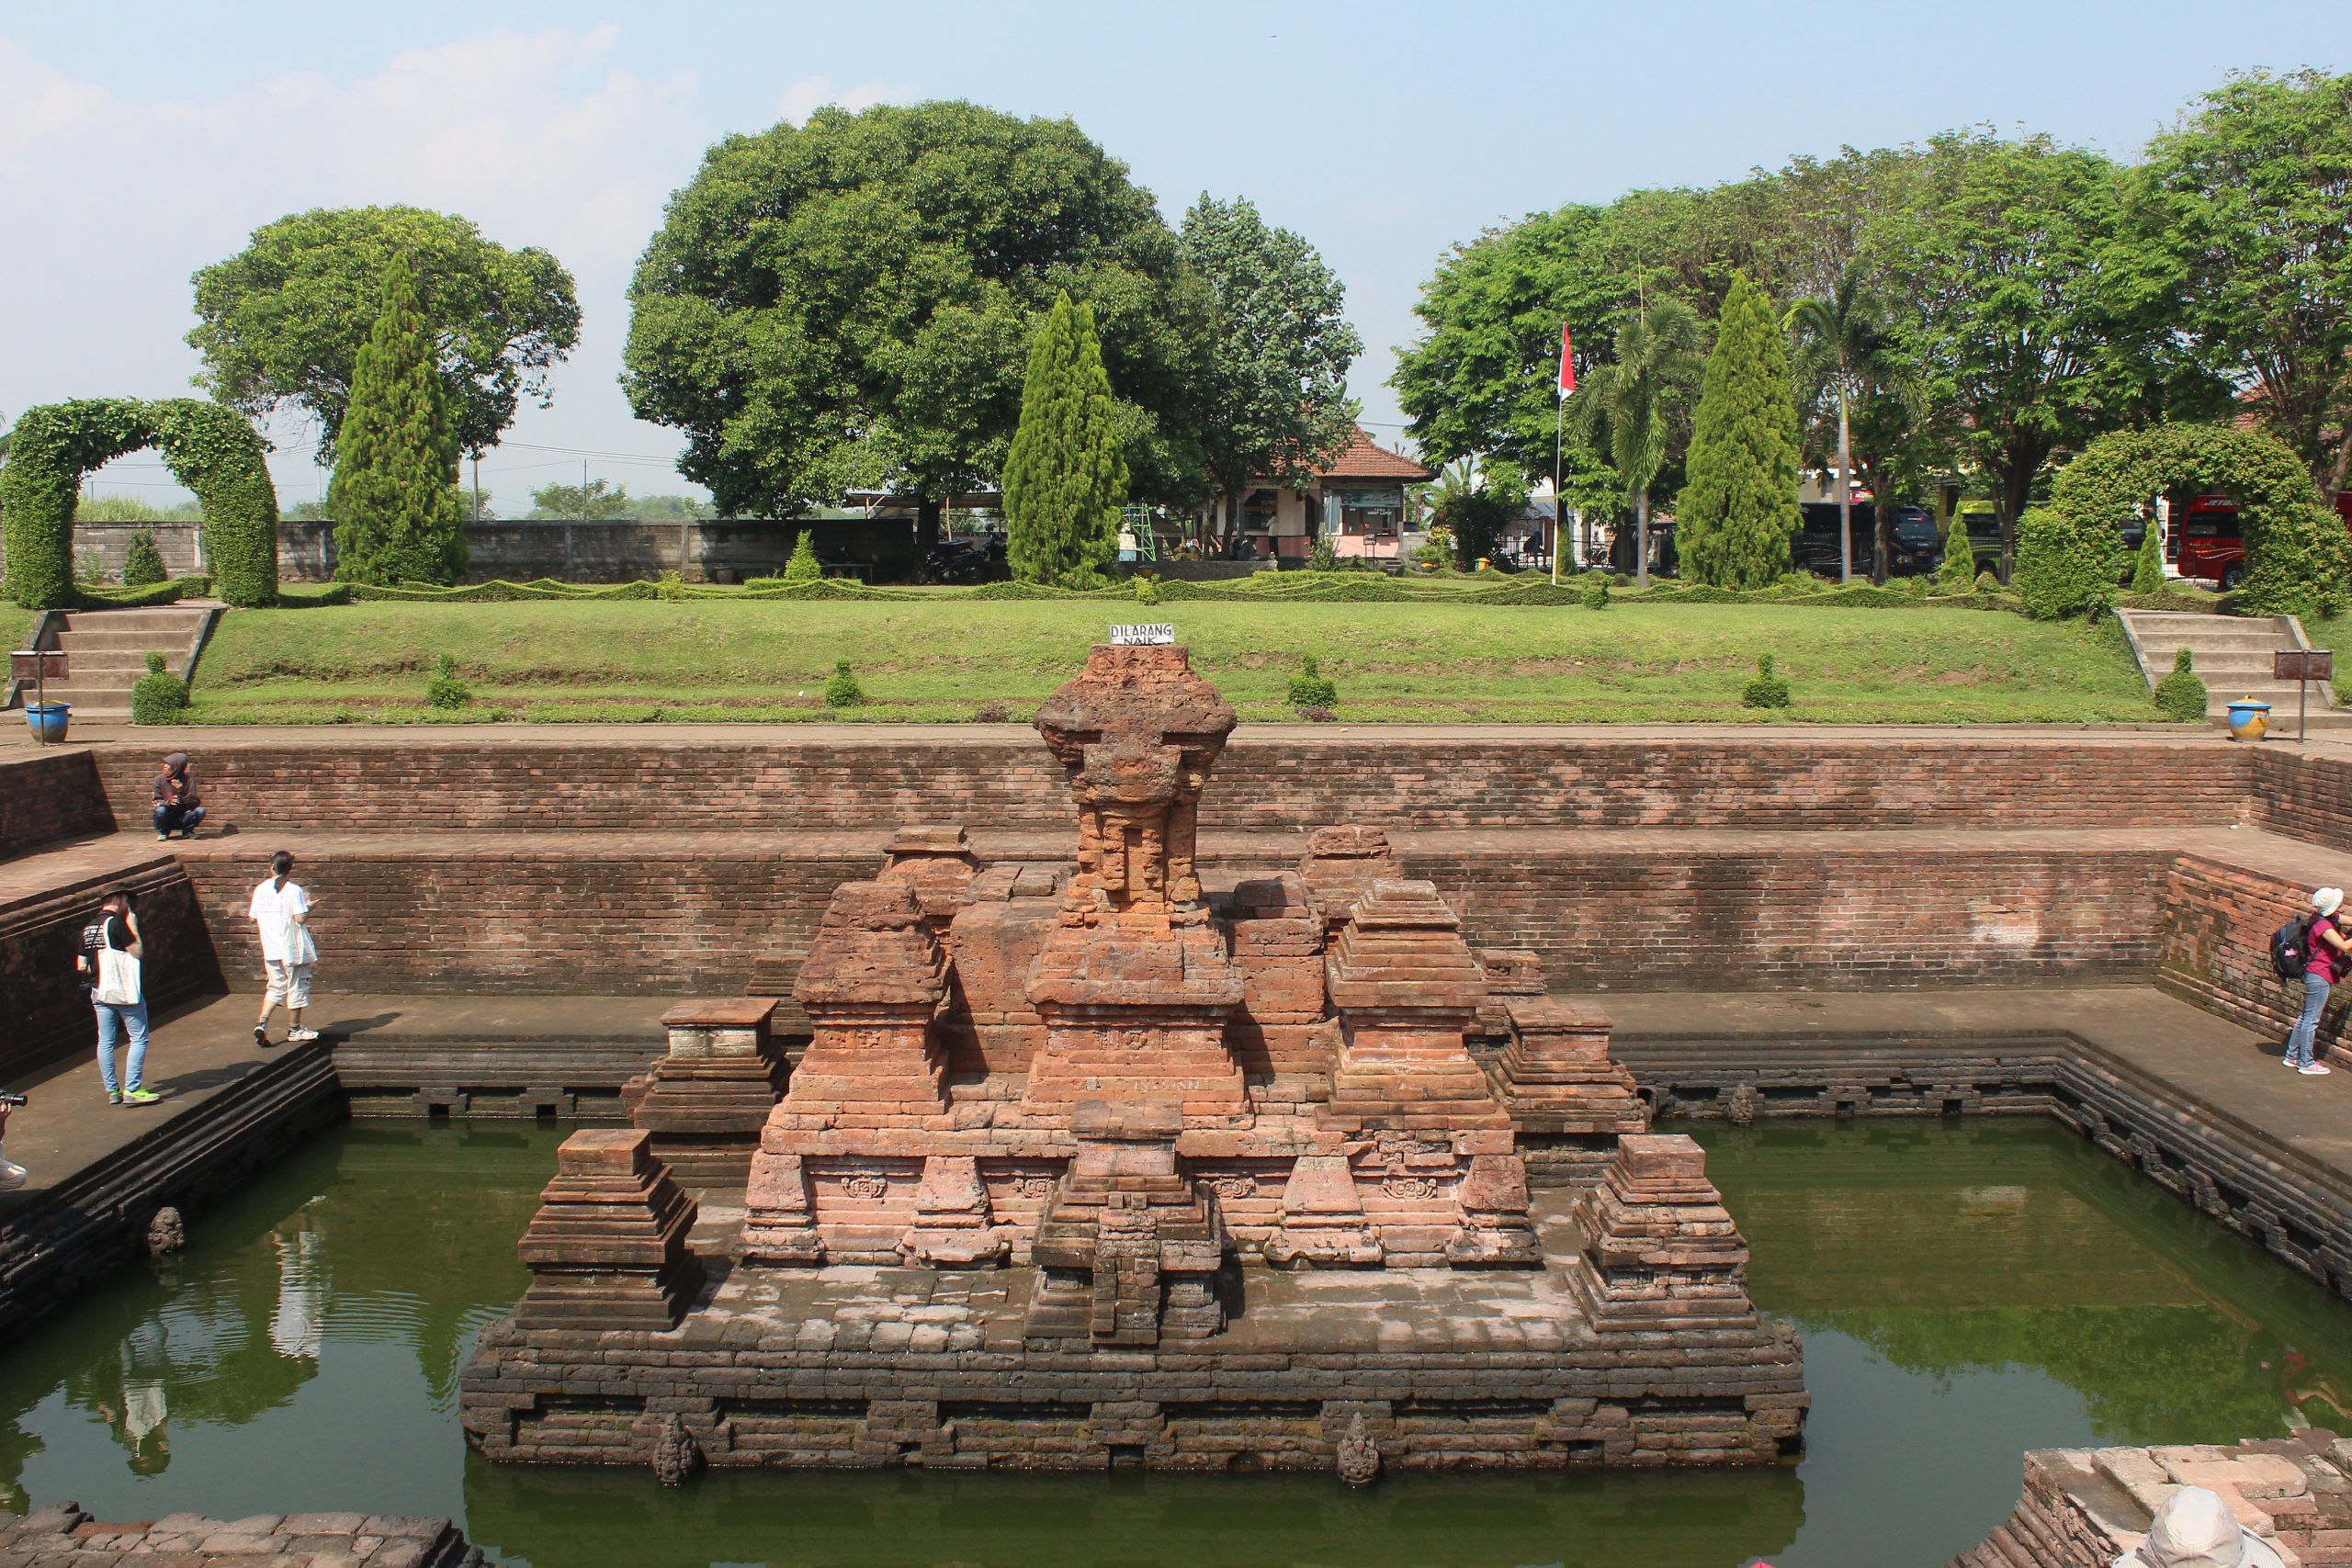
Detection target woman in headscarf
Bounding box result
[152,752,205,841]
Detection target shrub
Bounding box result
[2130,522,2166,594]
[1286,654,1339,711]
[2153,646,2209,724]
[1579,572,1611,610]
[1974,570,2005,593]
[1133,574,1161,605]
[1308,535,1338,572]
[130,650,189,725]
[122,531,168,587]
[1937,525,1982,592]
[655,568,685,603]
[783,530,822,581]
[823,660,864,708]
[425,652,472,710]
[1741,653,1792,710]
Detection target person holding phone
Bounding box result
[248,851,319,1046]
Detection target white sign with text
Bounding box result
[1110,623,1175,646]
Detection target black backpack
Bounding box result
[2272,916,2316,980]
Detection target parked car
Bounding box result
[921,533,1007,584]
[1792,502,1944,579]
[2170,491,2352,591]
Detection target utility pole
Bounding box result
[582,460,590,520]
[471,456,481,524]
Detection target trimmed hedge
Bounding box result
[2013,505,2120,620]
[0,398,277,609]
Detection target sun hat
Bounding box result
[2315,888,2344,918]
[2110,1486,2287,1568]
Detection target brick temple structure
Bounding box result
[461,642,1805,1475]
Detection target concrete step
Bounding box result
[58,650,168,674]
[2135,632,2297,656]
[32,687,139,709]
[51,611,209,635]
[53,630,195,654]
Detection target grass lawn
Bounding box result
[0,607,30,656]
[183,597,2169,724]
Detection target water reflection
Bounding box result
[1700,1121,2352,1438]
[0,1118,2346,1568]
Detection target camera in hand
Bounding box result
[0,1091,27,1109]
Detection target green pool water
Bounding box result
[3,1118,2347,1568]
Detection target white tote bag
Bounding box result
[94,931,143,1008]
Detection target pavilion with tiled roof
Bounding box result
[1201,424,1434,563]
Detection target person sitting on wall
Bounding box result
[152,753,205,842]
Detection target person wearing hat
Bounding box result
[2112,1484,2286,1568]
[2287,887,2349,1076]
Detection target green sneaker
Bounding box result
[120,1088,162,1105]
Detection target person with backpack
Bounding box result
[2278,886,2349,1076]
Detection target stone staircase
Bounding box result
[2116,609,2352,734]
[26,605,215,722]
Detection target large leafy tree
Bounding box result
[1677,274,1801,589]
[2133,69,2352,496]
[1179,194,1361,534]
[1871,134,2173,566]
[624,100,1210,544]
[1568,298,1705,586]
[1393,203,1634,474]
[328,254,468,586]
[1003,293,1128,584]
[188,206,579,463]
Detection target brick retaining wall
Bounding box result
[94,736,2257,838]
[1,859,223,1081]
[0,751,116,859]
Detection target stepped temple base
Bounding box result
[461,1182,1804,1475]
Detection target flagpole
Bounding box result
[1552,389,1564,587]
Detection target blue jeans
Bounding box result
[94,999,150,1095]
[2286,975,2330,1068]
[153,803,205,837]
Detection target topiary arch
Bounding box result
[1,397,279,608]
[2050,423,2348,615]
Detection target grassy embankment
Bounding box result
[182,595,2165,724]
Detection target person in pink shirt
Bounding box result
[2286,886,2349,1076]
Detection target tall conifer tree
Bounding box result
[329,253,469,584]
[1674,273,1803,589]
[1002,292,1128,584]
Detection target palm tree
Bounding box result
[1570,299,1704,588]
[1786,267,1905,583]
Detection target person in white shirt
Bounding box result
[247,851,318,1046]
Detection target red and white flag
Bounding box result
[1558,323,1576,397]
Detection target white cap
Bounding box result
[2315,887,2344,918]
[2110,1486,2287,1568]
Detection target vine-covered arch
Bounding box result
[2051,423,2348,615]
[1,397,279,608]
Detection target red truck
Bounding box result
[2173,491,2352,589]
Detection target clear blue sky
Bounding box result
[1,1,2341,508]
